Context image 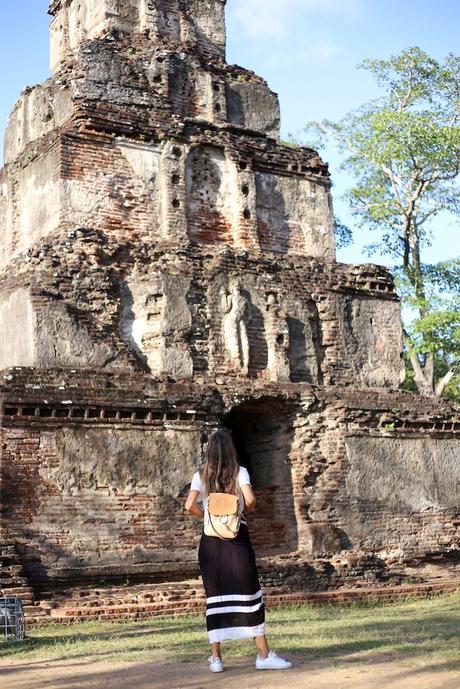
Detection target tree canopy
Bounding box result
[307,47,460,398]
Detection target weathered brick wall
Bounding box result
[1,423,204,585]
[60,134,163,241]
[288,391,460,565]
[0,231,403,386]
[0,141,61,262]
[1,15,328,266]
[1,375,459,590]
[2,128,331,266]
[49,0,228,73]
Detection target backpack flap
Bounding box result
[208,493,239,516]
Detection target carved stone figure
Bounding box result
[221,279,252,375]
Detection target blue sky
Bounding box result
[1,0,459,266]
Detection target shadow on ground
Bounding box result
[1,655,460,689]
[1,602,459,688]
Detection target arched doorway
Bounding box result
[222,397,298,555]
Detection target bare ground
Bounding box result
[1,653,459,689]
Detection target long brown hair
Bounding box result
[201,430,239,496]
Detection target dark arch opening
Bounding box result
[222,397,298,555]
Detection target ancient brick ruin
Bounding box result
[0,0,459,621]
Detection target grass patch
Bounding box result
[1,591,459,671]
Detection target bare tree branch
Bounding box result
[435,369,455,396]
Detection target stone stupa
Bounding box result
[0,0,458,619]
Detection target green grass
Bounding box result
[1,592,459,671]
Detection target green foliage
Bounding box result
[335,217,353,249]
[394,260,460,396]
[383,421,395,430]
[281,133,302,148]
[306,47,460,398]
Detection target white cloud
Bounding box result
[228,0,362,40]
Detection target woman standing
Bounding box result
[185,429,292,673]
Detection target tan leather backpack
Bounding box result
[204,492,241,539]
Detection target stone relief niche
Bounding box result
[341,295,404,388]
[156,0,181,41]
[67,1,90,50]
[115,140,161,183]
[212,277,322,384]
[61,138,162,242]
[115,140,162,237]
[255,173,289,253]
[255,173,335,258]
[209,273,268,378]
[120,272,193,379]
[168,55,197,119]
[4,81,73,166]
[0,288,36,369]
[185,145,238,245]
[287,299,323,383]
[67,0,139,46]
[50,0,142,72]
[105,0,139,26]
[0,287,125,370]
[220,277,268,378]
[220,279,252,376]
[64,0,135,53]
[265,293,291,383]
[9,148,61,262]
[245,288,269,377]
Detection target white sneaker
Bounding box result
[256,650,292,670]
[208,655,224,673]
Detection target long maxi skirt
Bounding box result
[198,522,265,643]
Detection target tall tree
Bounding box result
[308,47,460,398]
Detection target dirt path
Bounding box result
[1,654,459,689]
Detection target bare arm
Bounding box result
[241,483,256,512]
[185,489,204,519]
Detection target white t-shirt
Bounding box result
[190,466,251,514]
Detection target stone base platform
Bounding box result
[24,578,460,627]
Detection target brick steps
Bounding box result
[26,578,460,626]
[265,579,460,605]
[0,541,37,613]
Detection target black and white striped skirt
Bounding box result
[198,522,265,643]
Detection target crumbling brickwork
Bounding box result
[0,0,458,616]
